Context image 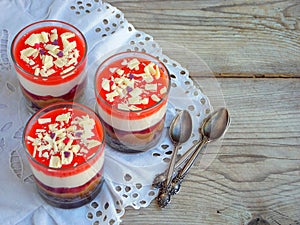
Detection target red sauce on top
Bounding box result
[25,107,104,176]
[13,26,86,85]
[95,56,170,119]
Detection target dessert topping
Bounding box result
[20,28,81,78]
[27,110,101,168]
[101,58,168,111]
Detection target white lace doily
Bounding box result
[0,1,225,225]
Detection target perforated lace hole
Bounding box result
[161,144,169,149]
[148,191,156,196]
[87,212,93,219]
[109,219,116,225]
[85,10,91,13]
[188,105,195,111]
[95,28,101,32]
[77,1,83,5]
[116,208,122,214]
[124,173,132,182]
[132,193,139,198]
[96,210,102,217]
[180,70,186,75]
[145,36,151,41]
[163,157,170,163]
[153,152,161,157]
[86,3,92,7]
[140,200,147,205]
[125,186,131,192]
[171,83,177,88]
[200,98,206,105]
[79,6,84,10]
[116,200,122,206]
[165,150,172,155]
[115,186,122,192]
[136,183,142,189]
[103,19,109,25]
[105,27,110,32]
[170,74,176,79]
[116,13,121,19]
[70,6,76,10]
[103,215,107,222]
[91,201,99,209]
[104,202,109,210]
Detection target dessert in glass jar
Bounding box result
[23,102,105,208]
[11,20,87,112]
[95,52,170,153]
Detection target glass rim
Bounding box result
[94,51,171,113]
[22,102,105,171]
[11,20,88,85]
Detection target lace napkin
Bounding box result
[0,1,221,224]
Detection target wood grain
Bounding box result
[121,78,300,225]
[109,0,300,77]
[105,0,300,224]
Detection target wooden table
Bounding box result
[108,1,300,224]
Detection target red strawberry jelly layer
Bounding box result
[13,26,86,85]
[95,56,170,120]
[25,106,104,177]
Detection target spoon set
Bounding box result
[154,107,230,208]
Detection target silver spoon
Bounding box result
[157,110,192,208]
[169,107,230,195]
[153,108,228,188]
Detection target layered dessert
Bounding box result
[23,102,105,208]
[11,20,87,112]
[95,52,170,152]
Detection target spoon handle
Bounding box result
[165,144,180,188]
[175,140,201,168]
[152,141,201,188]
[170,137,208,194]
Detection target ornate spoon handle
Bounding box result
[152,141,201,188]
[169,136,208,195]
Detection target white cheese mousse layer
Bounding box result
[17,71,86,97]
[30,153,104,189]
[96,103,167,131]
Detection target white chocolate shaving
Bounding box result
[49,156,62,168]
[38,118,51,124]
[151,94,161,102]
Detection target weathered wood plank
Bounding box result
[121,78,300,225]
[108,0,300,76]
